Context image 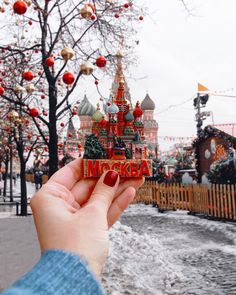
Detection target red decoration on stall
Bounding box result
[139,16,144,21]
[29,108,39,117]
[62,72,75,85]
[45,57,55,67]
[124,3,129,8]
[23,71,34,81]
[95,80,99,85]
[13,1,27,15]
[96,56,107,68]
[114,13,119,18]
[60,122,65,127]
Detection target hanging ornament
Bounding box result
[23,0,32,6]
[23,71,34,81]
[95,80,99,85]
[60,122,65,127]
[14,84,25,93]
[45,57,55,67]
[139,16,144,21]
[87,3,95,12]
[29,108,39,117]
[96,56,107,68]
[114,13,119,18]
[80,4,93,19]
[0,86,5,95]
[13,1,27,15]
[60,47,75,61]
[124,3,129,8]
[25,83,35,93]
[80,61,94,75]
[62,72,75,85]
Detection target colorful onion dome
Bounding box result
[78,95,96,116]
[133,101,143,118]
[124,111,134,121]
[92,104,103,122]
[107,103,119,114]
[141,93,155,110]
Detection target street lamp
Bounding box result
[193,93,209,136]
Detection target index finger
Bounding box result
[47,158,83,190]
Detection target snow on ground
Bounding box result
[1,202,236,294]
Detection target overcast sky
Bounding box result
[78,0,236,150]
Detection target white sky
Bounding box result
[76,0,236,150]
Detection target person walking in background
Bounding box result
[1,158,144,295]
[0,172,3,196]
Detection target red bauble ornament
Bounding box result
[62,72,75,85]
[13,1,27,15]
[41,95,45,99]
[28,20,33,25]
[23,71,34,81]
[68,133,72,138]
[139,16,144,21]
[95,80,99,85]
[91,14,96,21]
[78,144,82,148]
[96,56,107,68]
[0,86,5,96]
[60,122,65,127]
[45,57,55,67]
[29,108,39,117]
[114,13,119,18]
[124,3,129,8]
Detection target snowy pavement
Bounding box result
[1,204,236,294]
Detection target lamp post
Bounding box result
[193,93,210,136]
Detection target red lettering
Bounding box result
[130,163,139,177]
[87,160,100,177]
[121,162,130,177]
[101,162,110,173]
[139,160,151,176]
[111,162,121,174]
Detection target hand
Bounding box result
[30,158,144,277]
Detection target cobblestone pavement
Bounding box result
[103,205,236,295]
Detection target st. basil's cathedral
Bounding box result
[64,56,158,159]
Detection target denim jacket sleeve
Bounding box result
[1,250,105,295]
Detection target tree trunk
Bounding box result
[3,159,9,198]
[20,160,27,216]
[48,88,58,177]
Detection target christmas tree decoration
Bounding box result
[60,122,65,127]
[45,57,55,67]
[13,1,27,15]
[62,72,75,85]
[80,4,93,19]
[23,71,34,81]
[96,56,107,68]
[29,107,39,117]
[80,61,94,75]
[60,47,75,61]
[139,16,144,20]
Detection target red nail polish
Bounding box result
[103,171,118,187]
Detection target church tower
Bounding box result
[141,93,158,153]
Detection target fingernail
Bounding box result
[103,170,119,187]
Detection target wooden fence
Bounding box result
[135,181,236,221]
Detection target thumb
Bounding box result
[87,170,119,214]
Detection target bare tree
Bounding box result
[0,0,143,176]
